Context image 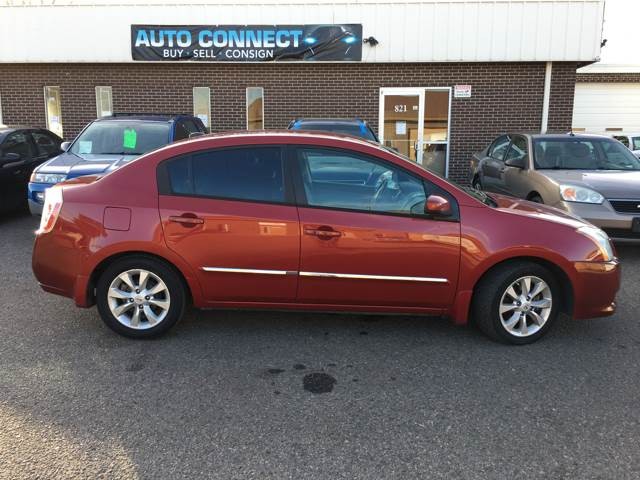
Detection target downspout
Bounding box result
[541,61,552,133]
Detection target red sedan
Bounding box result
[32,131,620,344]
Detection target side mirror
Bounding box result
[60,141,71,151]
[189,132,205,139]
[425,194,452,216]
[505,155,527,169]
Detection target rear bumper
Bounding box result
[32,229,92,307]
[571,260,620,319]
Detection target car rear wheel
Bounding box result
[472,261,560,344]
[529,194,543,203]
[96,256,185,338]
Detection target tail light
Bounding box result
[37,187,63,234]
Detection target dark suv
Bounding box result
[288,118,378,142]
[28,113,207,215]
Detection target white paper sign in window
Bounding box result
[44,86,63,138]
[95,86,113,118]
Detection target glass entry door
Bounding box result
[379,87,450,177]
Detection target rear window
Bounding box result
[164,147,285,203]
[292,122,377,141]
[533,138,640,171]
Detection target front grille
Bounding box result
[608,200,640,214]
[602,228,640,240]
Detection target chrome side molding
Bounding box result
[299,271,448,283]
[201,267,295,276]
[201,267,447,283]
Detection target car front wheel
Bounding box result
[96,256,185,338]
[472,261,560,344]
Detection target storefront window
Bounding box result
[44,86,63,138]
[380,88,450,177]
[422,90,449,176]
[95,86,113,118]
[193,87,211,131]
[382,94,420,161]
[246,87,264,130]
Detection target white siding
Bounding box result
[572,83,640,134]
[0,0,604,63]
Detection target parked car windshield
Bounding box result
[632,137,640,150]
[70,121,170,157]
[295,123,377,141]
[533,138,640,171]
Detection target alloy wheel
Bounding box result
[107,269,171,330]
[498,275,552,337]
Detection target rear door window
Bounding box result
[1,131,35,160]
[162,147,286,204]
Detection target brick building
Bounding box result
[0,0,605,184]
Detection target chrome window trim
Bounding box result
[299,271,448,283]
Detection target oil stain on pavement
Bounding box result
[303,373,337,394]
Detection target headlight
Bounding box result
[559,184,604,204]
[30,172,67,184]
[577,226,614,261]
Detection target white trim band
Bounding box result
[299,271,448,283]
[201,267,293,276]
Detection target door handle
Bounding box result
[168,214,204,226]
[304,225,342,239]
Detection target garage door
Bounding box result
[572,83,640,134]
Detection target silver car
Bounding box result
[470,133,640,240]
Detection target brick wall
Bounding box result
[576,72,640,83]
[0,61,577,183]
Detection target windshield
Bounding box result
[533,138,640,171]
[295,123,377,141]
[632,137,640,151]
[70,121,170,157]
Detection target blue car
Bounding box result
[288,118,379,142]
[28,113,206,215]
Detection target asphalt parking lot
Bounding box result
[1,212,639,479]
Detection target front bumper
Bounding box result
[553,200,640,240]
[27,182,54,216]
[571,260,620,320]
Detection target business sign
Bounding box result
[454,85,472,98]
[131,24,362,62]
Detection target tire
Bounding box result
[471,261,560,345]
[96,256,185,338]
[529,194,543,204]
